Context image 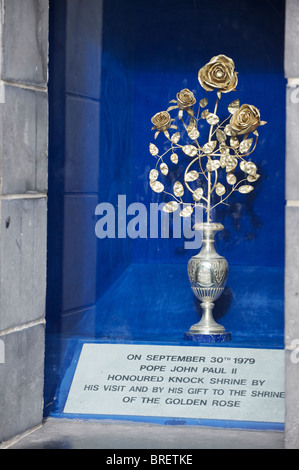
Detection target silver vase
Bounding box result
[185,222,231,342]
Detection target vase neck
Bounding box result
[193,222,224,257]
[201,227,217,256]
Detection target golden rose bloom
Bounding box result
[176,88,196,109]
[198,55,238,93]
[230,104,261,135]
[151,111,172,132]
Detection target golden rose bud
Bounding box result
[151,111,172,132]
[230,104,261,135]
[176,88,196,110]
[198,54,238,93]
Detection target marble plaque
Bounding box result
[63,343,284,423]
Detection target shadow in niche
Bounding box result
[216,178,263,235]
[213,287,234,323]
[193,286,233,325]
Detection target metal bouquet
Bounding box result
[148,55,266,342]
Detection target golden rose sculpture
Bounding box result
[148,55,267,343]
[230,104,262,135]
[198,54,238,93]
[149,54,266,223]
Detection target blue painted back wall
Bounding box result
[47,0,285,339]
[113,0,286,267]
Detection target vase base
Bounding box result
[184,331,232,343]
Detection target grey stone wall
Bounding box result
[285,0,299,450]
[0,0,48,445]
[0,0,296,449]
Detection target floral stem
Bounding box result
[207,92,220,223]
[210,178,248,211]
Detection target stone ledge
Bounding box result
[0,84,48,195]
[0,198,47,331]
[0,324,45,443]
[286,86,299,200]
[285,0,299,78]
[1,0,48,87]
[285,205,299,344]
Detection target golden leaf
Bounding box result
[224,124,237,136]
[238,185,254,194]
[228,99,240,114]
[215,183,226,196]
[160,163,169,175]
[226,173,237,185]
[220,145,230,156]
[187,119,196,132]
[247,173,260,182]
[188,128,200,140]
[185,170,199,182]
[180,205,193,217]
[182,145,198,156]
[230,136,239,149]
[206,113,219,125]
[202,141,217,154]
[225,156,238,172]
[220,155,227,168]
[201,109,210,119]
[171,132,180,143]
[149,169,159,181]
[239,138,253,154]
[199,98,208,107]
[193,187,204,201]
[167,105,178,112]
[216,129,226,142]
[240,160,257,175]
[240,161,246,172]
[245,161,257,176]
[170,153,179,164]
[173,181,184,197]
[149,143,159,156]
[206,159,220,172]
[150,180,164,193]
[162,201,179,213]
